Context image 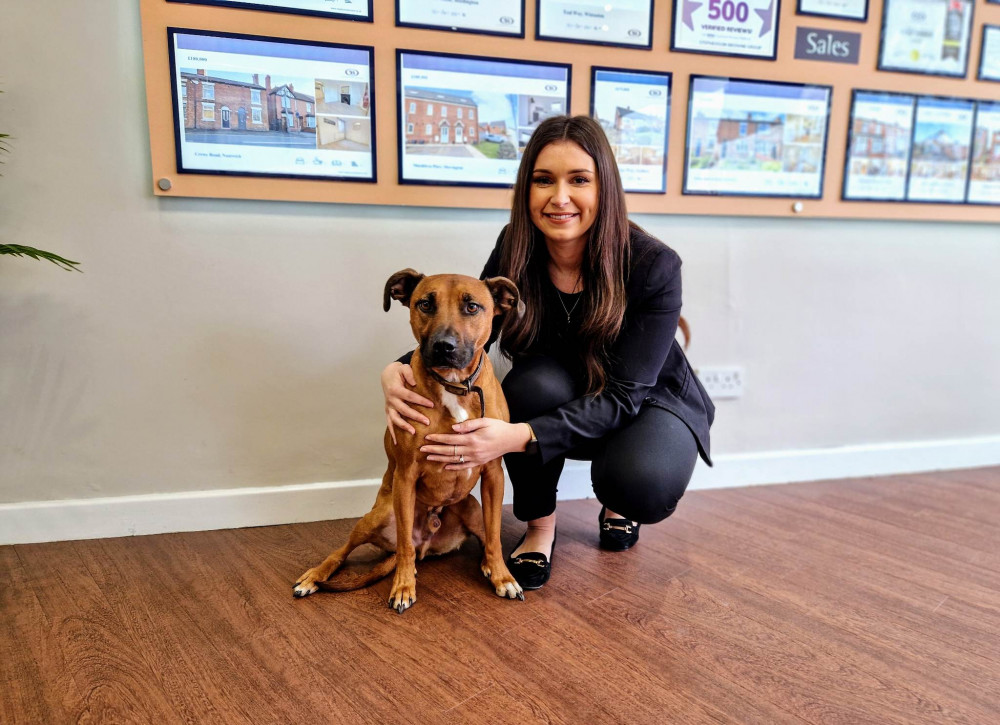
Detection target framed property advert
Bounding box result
[397,50,571,187]
[797,0,867,21]
[966,101,1000,205]
[536,0,655,49]
[590,67,671,193]
[878,0,974,78]
[842,90,916,202]
[979,25,1000,83]
[396,0,525,38]
[905,95,975,203]
[671,0,780,59]
[165,0,372,21]
[168,29,376,181]
[683,75,832,198]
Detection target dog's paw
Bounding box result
[495,578,524,601]
[388,571,417,614]
[485,562,524,601]
[292,569,321,598]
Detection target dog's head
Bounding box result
[384,269,519,371]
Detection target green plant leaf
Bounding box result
[0,244,82,272]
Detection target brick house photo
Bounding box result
[180,70,268,131]
[266,77,316,133]
[403,89,479,146]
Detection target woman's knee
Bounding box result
[592,465,688,525]
[502,356,577,421]
[591,410,698,524]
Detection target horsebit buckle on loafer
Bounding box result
[513,556,547,566]
[602,522,633,533]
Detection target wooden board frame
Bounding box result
[141,0,1000,221]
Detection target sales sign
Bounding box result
[672,0,781,59]
[794,27,860,64]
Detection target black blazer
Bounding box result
[481,225,715,466]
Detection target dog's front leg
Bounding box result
[480,461,524,601]
[388,464,418,614]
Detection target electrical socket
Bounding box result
[696,366,744,399]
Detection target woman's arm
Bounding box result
[525,244,682,463]
[382,357,434,444]
[424,240,682,469]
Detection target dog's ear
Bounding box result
[484,276,520,318]
[383,269,425,311]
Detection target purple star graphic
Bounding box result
[682,0,703,32]
[755,0,774,38]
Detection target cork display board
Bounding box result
[140,0,1000,221]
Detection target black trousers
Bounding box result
[502,355,699,525]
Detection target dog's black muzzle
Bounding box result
[421,331,475,370]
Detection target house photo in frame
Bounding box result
[169,29,377,181]
[590,66,671,193]
[842,89,916,202]
[397,50,571,187]
[683,75,832,198]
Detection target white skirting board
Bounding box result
[3,435,999,545]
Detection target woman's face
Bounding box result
[529,140,600,249]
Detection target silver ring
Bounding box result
[459,454,465,463]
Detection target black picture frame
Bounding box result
[396,49,572,188]
[795,0,868,22]
[670,0,781,61]
[877,0,974,79]
[589,66,671,194]
[165,0,373,22]
[841,88,917,203]
[966,100,1000,206]
[535,0,655,50]
[168,28,377,182]
[395,0,526,38]
[978,25,1000,83]
[682,74,833,199]
[904,93,977,205]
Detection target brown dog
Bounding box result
[293,269,524,612]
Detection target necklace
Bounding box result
[552,268,583,324]
[556,290,581,324]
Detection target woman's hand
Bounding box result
[421,419,532,470]
[382,362,434,444]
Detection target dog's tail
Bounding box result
[677,315,691,350]
[314,554,397,592]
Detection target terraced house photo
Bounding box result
[267,79,316,133]
[180,70,269,132]
[180,70,319,149]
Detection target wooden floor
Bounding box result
[3,467,999,724]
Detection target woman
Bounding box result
[382,115,714,590]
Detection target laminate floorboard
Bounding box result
[3,467,999,724]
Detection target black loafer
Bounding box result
[506,530,556,590]
[599,506,640,551]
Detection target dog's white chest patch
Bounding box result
[441,390,469,423]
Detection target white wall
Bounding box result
[1,3,998,539]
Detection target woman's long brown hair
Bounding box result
[498,115,631,395]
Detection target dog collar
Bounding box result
[426,353,486,418]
